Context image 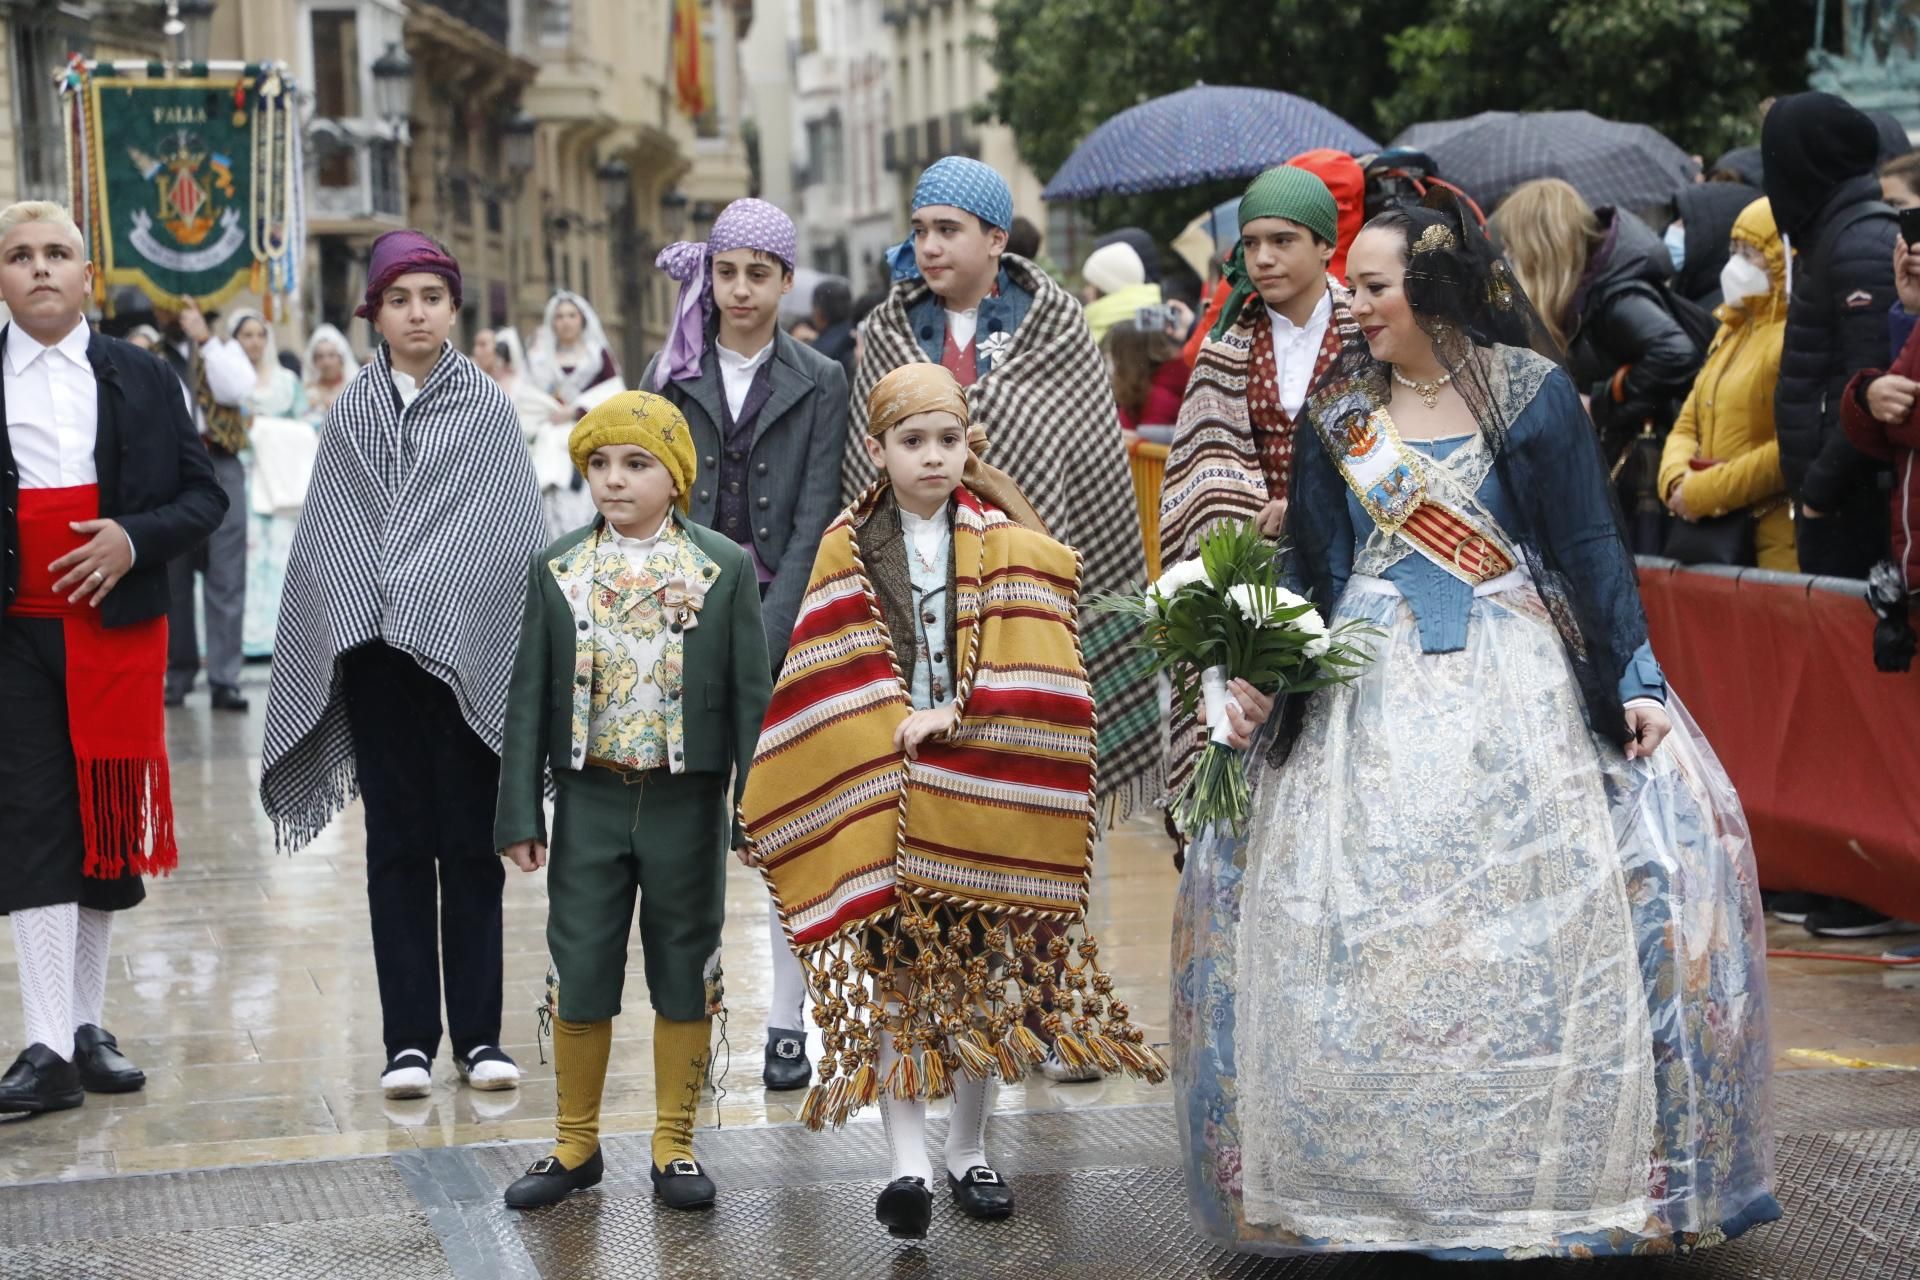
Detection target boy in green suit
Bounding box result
[495,390,772,1212]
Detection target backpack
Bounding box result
[1658,283,1719,354]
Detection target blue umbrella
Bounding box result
[1041,85,1378,201]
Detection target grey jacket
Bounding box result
[642,329,850,667]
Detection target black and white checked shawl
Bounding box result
[844,256,1161,819]
[259,345,544,851]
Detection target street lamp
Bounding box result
[660,189,689,240]
[371,42,416,124]
[165,0,216,66]
[597,158,631,216]
[504,111,537,184]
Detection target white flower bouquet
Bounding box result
[1094,520,1376,834]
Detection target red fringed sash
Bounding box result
[7,485,176,878]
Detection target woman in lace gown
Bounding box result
[231,310,308,658]
[1171,193,1779,1260]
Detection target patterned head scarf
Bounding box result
[865,363,1046,531]
[654,197,798,388]
[886,157,1016,283]
[568,389,700,512]
[1208,166,1339,339]
[357,229,462,320]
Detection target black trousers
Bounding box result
[0,618,145,915]
[1794,492,1887,581]
[340,641,504,1062]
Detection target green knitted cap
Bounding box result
[1238,165,1339,248]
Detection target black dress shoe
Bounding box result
[947,1165,1015,1219]
[210,687,250,712]
[503,1149,604,1209]
[74,1025,145,1094]
[651,1157,716,1210]
[762,1028,812,1091]
[163,689,187,708]
[875,1175,933,1238]
[0,1044,85,1116]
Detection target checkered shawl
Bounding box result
[259,346,543,851]
[1158,281,1360,807]
[846,256,1159,819]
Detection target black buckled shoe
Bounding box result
[762,1028,812,1091]
[948,1165,1014,1220]
[651,1157,716,1211]
[0,1044,85,1116]
[875,1175,933,1238]
[503,1148,604,1209]
[74,1025,146,1094]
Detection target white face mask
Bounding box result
[1719,255,1772,305]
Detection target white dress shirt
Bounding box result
[390,367,422,408]
[6,318,98,488]
[947,306,980,353]
[1266,289,1333,419]
[6,318,144,562]
[604,513,672,571]
[716,338,775,420]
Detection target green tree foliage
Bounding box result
[986,0,1815,242]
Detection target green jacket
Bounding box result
[494,512,772,851]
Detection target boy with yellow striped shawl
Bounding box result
[493,391,772,1213]
[742,363,1165,1240]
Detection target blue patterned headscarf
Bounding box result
[887,157,1016,282]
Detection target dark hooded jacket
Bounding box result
[1711,146,1764,187]
[1566,206,1705,445]
[1672,181,1763,310]
[1762,91,1898,566]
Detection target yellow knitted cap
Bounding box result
[568,390,698,511]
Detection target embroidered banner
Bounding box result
[65,64,303,311]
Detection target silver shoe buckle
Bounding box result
[669,1159,700,1177]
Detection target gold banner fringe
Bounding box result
[792,896,1167,1132]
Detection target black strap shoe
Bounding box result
[651,1157,716,1211]
[875,1175,933,1238]
[503,1148,604,1210]
[762,1028,812,1091]
[0,1044,85,1116]
[74,1025,146,1094]
[948,1165,1014,1219]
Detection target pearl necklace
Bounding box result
[1391,366,1453,410]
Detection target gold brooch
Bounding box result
[1414,223,1457,254]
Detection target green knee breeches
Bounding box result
[545,766,728,1023]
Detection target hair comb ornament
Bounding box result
[1414,223,1457,254]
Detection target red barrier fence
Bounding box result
[1636,560,1920,923]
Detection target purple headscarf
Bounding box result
[653,197,797,388]
[356,229,463,320]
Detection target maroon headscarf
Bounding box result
[356,230,463,319]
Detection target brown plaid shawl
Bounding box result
[847,256,1159,820]
[1157,282,1360,810]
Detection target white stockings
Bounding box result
[876,1010,998,1185]
[766,896,808,1033]
[10,903,114,1061]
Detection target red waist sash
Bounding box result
[7,485,176,879]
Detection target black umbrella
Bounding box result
[1391,111,1699,212]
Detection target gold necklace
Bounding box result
[1391,366,1452,410]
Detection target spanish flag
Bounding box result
[673,0,710,118]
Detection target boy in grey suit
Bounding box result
[645,198,848,1093]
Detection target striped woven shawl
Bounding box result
[741,484,1164,1126]
[1157,284,1361,807]
[845,256,1160,822]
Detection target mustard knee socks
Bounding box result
[651,1014,713,1168]
[550,1016,613,1170]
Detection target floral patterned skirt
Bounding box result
[1171,586,1781,1259]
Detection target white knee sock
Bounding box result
[766,895,808,1034]
[876,1028,933,1183]
[11,904,78,1061]
[944,1073,997,1179]
[72,907,114,1030]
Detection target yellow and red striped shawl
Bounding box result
[741,483,1164,1127]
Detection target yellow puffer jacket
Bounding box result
[1658,198,1797,570]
